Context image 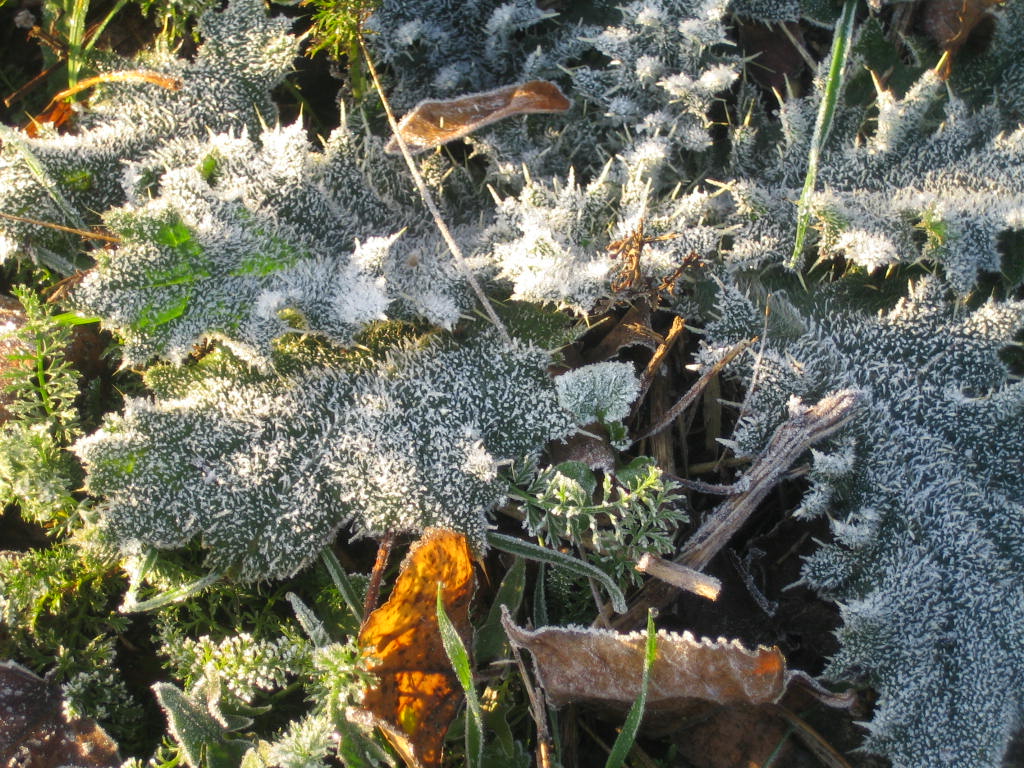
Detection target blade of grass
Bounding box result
[437,583,484,768]
[121,564,222,613]
[285,592,331,646]
[475,555,526,663]
[65,0,91,89]
[320,547,364,624]
[487,532,627,614]
[604,609,658,768]
[788,0,857,270]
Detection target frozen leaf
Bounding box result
[555,361,641,426]
[0,660,121,768]
[501,612,791,712]
[356,530,476,768]
[385,80,571,155]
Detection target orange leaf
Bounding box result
[356,529,476,768]
[385,80,571,155]
[24,100,75,137]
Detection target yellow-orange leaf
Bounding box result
[356,529,475,768]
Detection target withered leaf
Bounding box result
[0,660,121,768]
[501,609,788,713]
[356,530,476,768]
[385,80,571,155]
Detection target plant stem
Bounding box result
[788,0,857,269]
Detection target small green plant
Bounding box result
[303,0,379,98]
[0,285,85,529]
[508,456,689,588]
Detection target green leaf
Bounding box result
[320,547,365,624]
[286,592,331,646]
[153,682,251,768]
[475,556,526,663]
[437,584,484,768]
[604,609,657,768]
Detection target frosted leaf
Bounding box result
[704,274,1024,767]
[555,362,641,425]
[0,0,297,265]
[75,331,576,579]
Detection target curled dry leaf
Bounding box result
[503,608,804,714]
[0,660,121,768]
[355,529,476,768]
[384,80,571,155]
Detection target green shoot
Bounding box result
[486,532,627,614]
[789,0,858,269]
[437,583,485,768]
[604,609,658,768]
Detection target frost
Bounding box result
[705,276,1024,767]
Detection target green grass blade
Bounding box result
[604,609,658,768]
[487,532,627,614]
[320,546,364,623]
[436,584,484,768]
[121,570,222,613]
[285,591,331,646]
[788,0,858,269]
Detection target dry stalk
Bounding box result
[615,388,864,628]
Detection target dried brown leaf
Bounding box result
[384,80,571,155]
[502,609,787,713]
[0,661,121,768]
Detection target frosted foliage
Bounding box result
[951,2,1024,115]
[555,362,640,424]
[727,0,800,21]
[482,162,723,312]
[727,68,1024,291]
[0,0,296,265]
[68,122,476,365]
[365,0,556,110]
[70,125,398,365]
[367,0,738,185]
[482,168,616,310]
[74,333,575,579]
[569,0,736,152]
[705,276,1024,768]
[166,633,306,705]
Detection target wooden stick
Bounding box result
[677,389,863,571]
[615,389,864,629]
[635,553,721,600]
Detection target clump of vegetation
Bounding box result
[1,0,1022,766]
